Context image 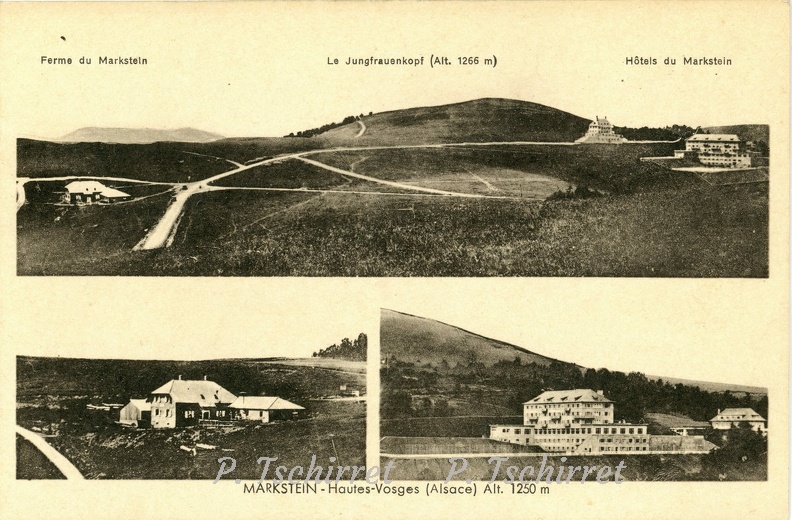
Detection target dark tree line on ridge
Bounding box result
[312,333,367,361]
[613,124,696,141]
[285,113,372,138]
[382,357,767,425]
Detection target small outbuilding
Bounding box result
[119,399,151,427]
[229,396,305,423]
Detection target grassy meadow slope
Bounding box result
[23,179,767,277]
[381,309,569,368]
[17,139,234,183]
[17,356,364,402]
[317,98,592,145]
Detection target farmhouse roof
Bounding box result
[524,389,612,405]
[99,186,131,198]
[128,398,151,411]
[150,379,237,408]
[688,134,740,142]
[65,180,104,193]
[710,408,766,423]
[228,396,304,411]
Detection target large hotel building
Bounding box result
[575,116,628,144]
[674,133,752,168]
[490,389,715,455]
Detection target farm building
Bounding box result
[149,376,237,429]
[228,396,305,423]
[575,116,628,144]
[489,389,716,455]
[710,408,767,435]
[118,399,151,427]
[64,180,132,204]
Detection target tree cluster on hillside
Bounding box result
[285,113,371,138]
[381,357,767,424]
[613,125,696,141]
[312,333,367,361]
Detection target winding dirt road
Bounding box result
[133,153,309,250]
[16,425,84,479]
[354,120,366,138]
[69,139,589,251]
[296,157,514,199]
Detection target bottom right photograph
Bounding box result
[379,309,768,482]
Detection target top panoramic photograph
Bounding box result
[16,98,768,277]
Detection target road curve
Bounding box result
[134,153,308,250]
[296,157,514,199]
[355,120,366,138]
[131,140,586,250]
[206,185,509,198]
[16,425,84,480]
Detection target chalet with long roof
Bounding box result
[149,376,237,429]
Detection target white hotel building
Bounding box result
[490,389,714,455]
[674,133,752,168]
[575,116,628,144]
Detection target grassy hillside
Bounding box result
[17,139,233,183]
[17,356,365,403]
[702,124,769,145]
[381,309,570,368]
[318,98,591,145]
[22,180,767,277]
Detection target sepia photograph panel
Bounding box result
[16,333,367,480]
[10,1,778,278]
[16,110,769,277]
[379,309,768,482]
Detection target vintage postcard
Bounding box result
[0,1,788,520]
[7,3,783,278]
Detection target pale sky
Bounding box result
[1,2,785,140]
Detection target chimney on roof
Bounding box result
[717,408,721,415]
[204,375,207,381]
[596,390,604,396]
[178,375,182,380]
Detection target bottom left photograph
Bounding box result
[16,333,367,480]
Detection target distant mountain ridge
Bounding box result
[60,127,224,144]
